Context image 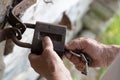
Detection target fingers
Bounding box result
[65,53,86,72]
[29,36,53,60]
[65,39,79,50]
[42,36,60,58]
[65,38,85,51]
[42,36,53,50]
[75,62,86,72]
[65,53,80,64]
[65,53,85,64]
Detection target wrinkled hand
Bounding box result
[29,37,72,80]
[65,37,111,71]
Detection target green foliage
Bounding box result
[97,67,107,79]
[72,77,79,80]
[101,12,120,45]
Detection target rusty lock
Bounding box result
[31,22,66,57]
[12,22,92,75]
[5,0,92,75]
[0,22,91,75]
[13,22,66,57]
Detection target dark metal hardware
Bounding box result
[7,9,26,34]
[6,0,37,35]
[0,28,23,43]
[0,0,92,76]
[31,22,66,57]
[65,49,92,75]
[11,22,66,57]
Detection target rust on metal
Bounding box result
[59,12,74,30]
[0,0,92,75]
[31,22,66,57]
[7,0,37,34]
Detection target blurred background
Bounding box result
[1,0,120,80]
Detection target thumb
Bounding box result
[29,53,39,61]
[65,53,72,59]
[42,36,53,50]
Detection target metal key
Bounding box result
[65,49,92,75]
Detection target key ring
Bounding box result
[65,49,93,75]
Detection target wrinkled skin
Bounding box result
[65,37,120,71]
[29,37,72,80]
[29,37,120,80]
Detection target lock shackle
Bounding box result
[12,34,32,48]
[11,23,36,49]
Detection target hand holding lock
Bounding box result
[65,37,111,74]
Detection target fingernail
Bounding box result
[65,53,71,59]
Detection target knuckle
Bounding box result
[44,47,52,53]
[44,48,50,52]
[80,37,88,43]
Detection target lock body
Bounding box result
[31,22,66,57]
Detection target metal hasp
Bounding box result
[31,22,66,57]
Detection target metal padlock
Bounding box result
[11,22,92,75]
[11,22,66,57]
[31,22,66,57]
